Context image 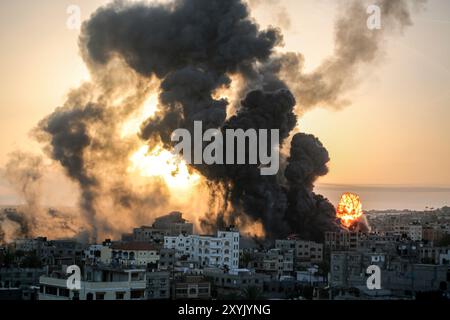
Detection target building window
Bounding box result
[131,290,144,299]
[115,292,125,300]
[59,288,70,298]
[45,286,57,296]
[189,288,197,295]
[96,292,105,300]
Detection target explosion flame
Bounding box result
[336,193,363,228]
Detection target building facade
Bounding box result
[164,228,239,269]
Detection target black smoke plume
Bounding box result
[28,0,425,242]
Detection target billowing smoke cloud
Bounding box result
[259,0,426,110]
[79,0,341,241]
[4,0,424,242]
[0,152,86,243]
[38,103,103,238]
[35,61,178,241]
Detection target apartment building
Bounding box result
[132,211,194,243]
[83,242,113,265]
[110,242,160,267]
[419,246,450,264]
[295,240,323,264]
[407,224,423,241]
[172,275,211,300]
[325,231,362,251]
[146,271,170,299]
[39,267,147,300]
[164,228,239,270]
[330,251,449,298]
[204,268,268,293]
[252,249,294,278]
[275,239,323,267]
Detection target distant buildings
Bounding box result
[330,250,449,299]
[2,207,450,301]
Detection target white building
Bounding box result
[164,228,239,269]
[440,251,450,265]
[39,267,147,300]
[408,224,423,241]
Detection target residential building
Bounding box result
[110,242,161,268]
[408,224,423,241]
[419,247,450,264]
[83,241,113,265]
[39,266,147,300]
[158,248,176,271]
[252,249,294,278]
[153,211,194,236]
[172,275,211,300]
[295,240,323,265]
[0,267,45,289]
[325,231,362,251]
[132,212,194,243]
[146,271,170,299]
[164,228,239,269]
[204,268,268,296]
[330,251,449,298]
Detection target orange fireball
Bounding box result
[336,193,363,228]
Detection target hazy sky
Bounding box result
[0,0,450,206]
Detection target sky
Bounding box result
[0,0,449,209]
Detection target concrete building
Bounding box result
[325,231,362,251]
[172,275,211,300]
[153,211,194,236]
[408,224,423,241]
[110,242,160,268]
[39,266,147,300]
[296,266,327,286]
[0,267,45,288]
[164,228,239,270]
[132,212,194,243]
[439,251,450,265]
[14,237,48,253]
[204,268,268,296]
[422,226,445,243]
[295,240,323,265]
[419,247,450,264]
[133,227,167,244]
[275,239,323,268]
[83,241,113,265]
[252,249,294,278]
[330,251,449,298]
[146,271,170,299]
[158,248,176,271]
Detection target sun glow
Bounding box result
[121,94,159,138]
[128,145,201,190]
